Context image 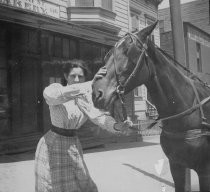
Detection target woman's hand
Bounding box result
[92,66,107,82]
[114,120,133,135]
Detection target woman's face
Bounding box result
[65,67,86,85]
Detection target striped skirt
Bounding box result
[35,130,98,192]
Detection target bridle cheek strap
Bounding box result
[113,34,149,121]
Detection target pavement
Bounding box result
[0,136,199,192]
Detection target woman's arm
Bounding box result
[43,82,89,105]
[76,96,132,134]
[88,113,133,134]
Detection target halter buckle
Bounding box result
[116,85,125,94]
[143,43,148,50]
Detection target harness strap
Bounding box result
[162,128,210,140]
[189,79,206,120]
[123,36,149,88]
[113,34,148,121]
[116,88,127,121]
[145,96,210,130]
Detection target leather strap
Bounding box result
[189,79,206,120]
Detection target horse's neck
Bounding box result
[145,44,194,117]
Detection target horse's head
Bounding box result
[92,21,158,110]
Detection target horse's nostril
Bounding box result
[97,90,104,100]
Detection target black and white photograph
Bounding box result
[0,0,210,191]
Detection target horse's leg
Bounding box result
[197,163,210,191]
[169,160,186,192]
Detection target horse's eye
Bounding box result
[128,37,133,44]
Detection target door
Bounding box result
[11,57,41,136]
[21,58,39,134]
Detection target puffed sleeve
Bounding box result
[43,83,85,105]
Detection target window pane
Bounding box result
[131,13,139,32]
[159,20,164,33]
[134,88,138,96]
[196,43,202,72]
[63,38,70,58]
[102,0,112,11]
[76,0,94,7]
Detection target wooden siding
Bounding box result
[54,0,130,37]
[160,31,174,57]
[131,0,158,19]
[41,0,159,38]
[158,0,210,34]
[114,0,129,36]
[130,0,159,45]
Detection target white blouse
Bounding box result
[43,81,116,132]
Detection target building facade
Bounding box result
[158,0,210,34]
[0,0,161,153]
[159,0,210,84]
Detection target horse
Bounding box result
[92,21,210,191]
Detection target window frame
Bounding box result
[196,42,202,72]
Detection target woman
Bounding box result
[35,59,132,192]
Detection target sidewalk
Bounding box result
[0,136,199,192]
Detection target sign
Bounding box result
[0,0,60,18]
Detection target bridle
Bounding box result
[111,33,149,121]
[108,33,210,136]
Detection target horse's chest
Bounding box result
[160,134,210,168]
[163,112,201,131]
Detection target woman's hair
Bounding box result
[61,59,91,85]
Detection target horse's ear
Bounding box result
[136,20,158,42]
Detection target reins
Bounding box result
[145,95,210,129]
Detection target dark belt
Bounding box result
[51,125,77,137]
